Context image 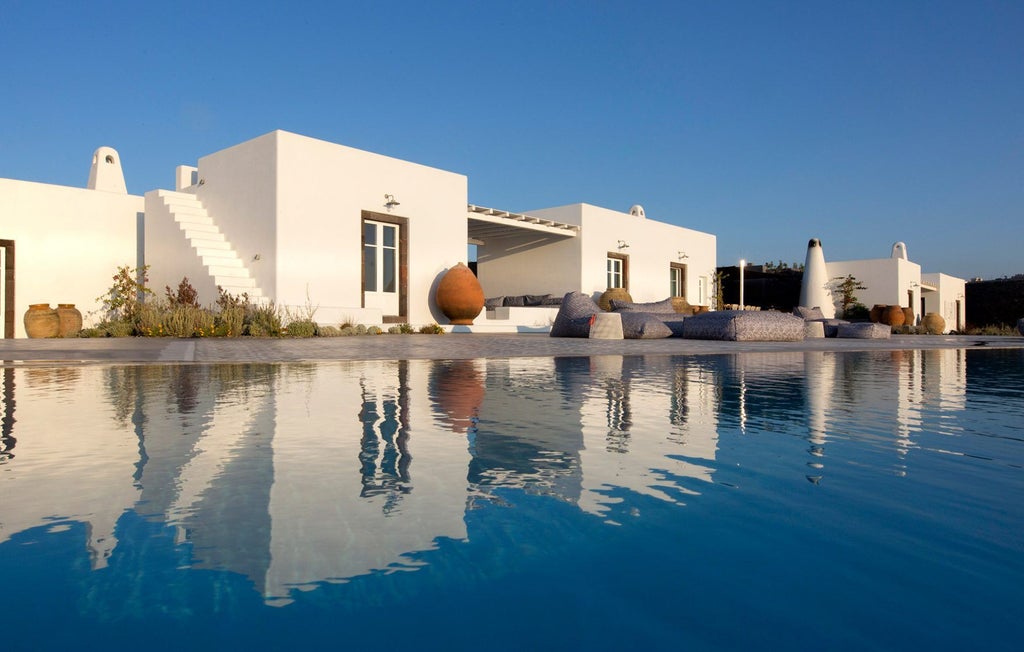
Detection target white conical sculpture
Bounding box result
[891,242,908,260]
[799,238,835,318]
[87,146,127,193]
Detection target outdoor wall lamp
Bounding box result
[617,240,629,250]
[384,194,400,210]
[678,251,689,260]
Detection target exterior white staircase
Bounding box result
[154,190,265,300]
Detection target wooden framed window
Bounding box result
[670,263,687,298]
[607,253,628,290]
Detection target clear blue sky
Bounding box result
[2,0,1021,280]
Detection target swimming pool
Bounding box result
[2,349,1022,650]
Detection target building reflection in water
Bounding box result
[0,348,972,604]
[1,365,14,462]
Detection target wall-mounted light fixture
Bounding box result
[677,251,689,260]
[384,194,400,210]
[617,240,629,250]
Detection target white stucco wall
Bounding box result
[476,228,582,299]
[482,203,716,306]
[827,258,921,317]
[273,131,468,325]
[0,178,142,337]
[193,133,279,302]
[922,272,966,332]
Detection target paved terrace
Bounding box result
[2,333,1023,365]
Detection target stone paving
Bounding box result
[1,332,1023,364]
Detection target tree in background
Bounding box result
[831,274,867,318]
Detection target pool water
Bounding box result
[2,349,1022,650]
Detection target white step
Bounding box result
[183,229,225,242]
[158,191,268,301]
[200,252,242,264]
[194,244,232,257]
[219,278,257,290]
[208,265,250,278]
[178,221,219,234]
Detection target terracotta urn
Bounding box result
[598,287,632,311]
[902,307,914,327]
[869,304,886,323]
[24,304,60,338]
[923,312,946,335]
[882,305,905,327]
[435,263,484,325]
[56,304,83,337]
[671,296,693,314]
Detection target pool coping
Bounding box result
[2,333,1023,364]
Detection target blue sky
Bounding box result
[2,0,1021,279]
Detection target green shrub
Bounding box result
[355,324,368,335]
[97,265,152,323]
[216,305,245,337]
[248,302,282,337]
[287,319,317,338]
[843,302,869,320]
[137,300,169,337]
[318,325,341,337]
[102,320,135,338]
[79,327,106,338]
[340,326,356,336]
[164,305,214,337]
[419,323,445,335]
[366,325,383,335]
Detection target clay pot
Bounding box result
[882,305,905,327]
[923,312,946,335]
[598,287,632,311]
[902,307,914,327]
[56,304,83,337]
[24,304,60,338]
[671,296,693,314]
[435,263,484,325]
[869,305,886,323]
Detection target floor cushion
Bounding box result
[836,322,891,339]
[620,312,673,339]
[550,291,601,337]
[681,310,805,341]
[610,297,676,314]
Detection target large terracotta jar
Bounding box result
[598,287,632,311]
[923,312,946,335]
[56,304,83,337]
[869,305,886,323]
[902,307,914,327]
[882,305,905,327]
[24,304,60,338]
[435,263,484,325]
